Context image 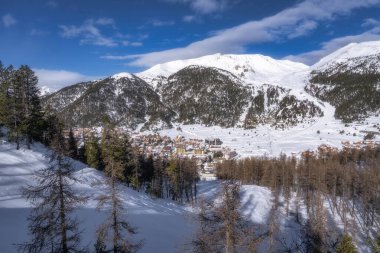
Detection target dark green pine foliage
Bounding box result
[308,55,380,122]
[0,62,14,127]
[85,132,102,170]
[161,65,250,127]
[66,128,78,159]
[97,124,142,253]
[13,65,43,148]
[43,76,174,130]
[336,234,357,253]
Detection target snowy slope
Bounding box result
[0,141,193,253]
[0,139,280,253]
[137,53,309,89]
[312,41,380,71]
[0,138,377,252]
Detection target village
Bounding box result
[64,128,239,177]
[129,133,238,177]
[64,128,380,176]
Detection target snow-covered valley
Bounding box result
[0,140,279,253]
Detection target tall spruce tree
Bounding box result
[85,132,102,169]
[19,124,87,253]
[0,62,13,126]
[66,128,78,159]
[14,65,42,148]
[97,126,142,253]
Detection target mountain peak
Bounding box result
[111,72,134,80]
[313,40,380,70]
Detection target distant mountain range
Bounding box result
[43,41,380,130]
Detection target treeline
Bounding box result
[217,147,380,252]
[0,61,57,149]
[80,124,199,203]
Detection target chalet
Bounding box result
[209,145,223,152]
[193,148,205,155]
[175,144,186,154]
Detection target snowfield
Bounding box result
[0,140,275,253]
[0,138,376,252]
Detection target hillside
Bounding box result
[43,74,175,130]
[307,41,380,122]
[1,138,377,252]
[0,139,278,253]
[41,41,380,156]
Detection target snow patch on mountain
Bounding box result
[312,41,380,71]
[137,53,309,89]
[111,72,134,80]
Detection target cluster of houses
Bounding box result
[130,133,238,175]
[300,141,380,159]
[341,140,380,149]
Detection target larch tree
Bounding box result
[19,124,87,253]
[96,126,142,253]
[192,181,261,253]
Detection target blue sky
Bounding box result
[1,0,380,90]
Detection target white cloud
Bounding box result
[284,21,380,64]
[46,1,58,8]
[165,0,229,14]
[105,0,380,67]
[95,17,115,26]
[183,15,196,23]
[191,0,228,14]
[59,19,117,47]
[122,41,143,47]
[34,69,102,91]
[2,14,17,28]
[151,19,175,27]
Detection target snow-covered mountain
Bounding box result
[137,53,309,89]
[42,41,380,155]
[308,41,380,122]
[43,75,175,130]
[312,41,380,72]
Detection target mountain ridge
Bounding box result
[42,40,380,131]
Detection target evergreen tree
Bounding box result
[85,132,102,169]
[18,125,87,253]
[66,128,78,159]
[336,234,357,253]
[0,62,14,126]
[13,65,42,148]
[97,127,142,253]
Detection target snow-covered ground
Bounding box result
[0,141,194,253]
[135,48,379,158]
[0,139,277,253]
[0,138,376,252]
[152,114,379,158]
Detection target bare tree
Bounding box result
[18,126,87,253]
[191,181,264,253]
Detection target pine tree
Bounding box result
[66,128,78,159]
[97,126,142,253]
[336,234,357,253]
[18,125,87,253]
[0,62,14,126]
[85,132,102,169]
[13,65,42,149]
